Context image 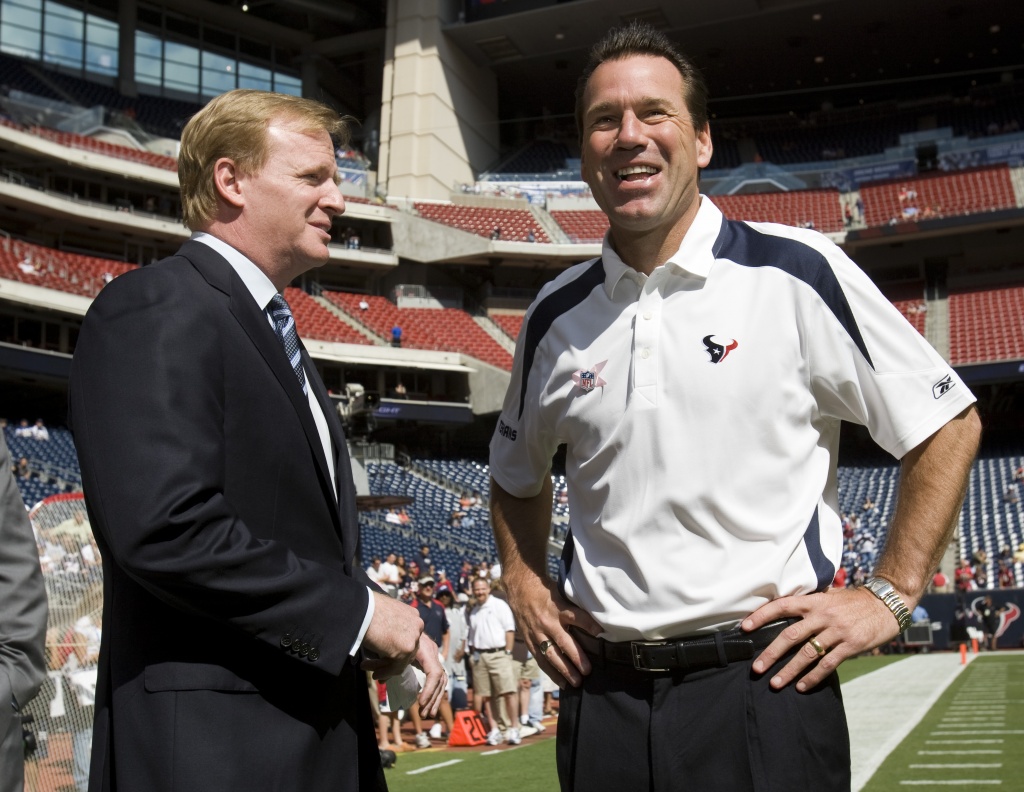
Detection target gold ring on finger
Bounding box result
[808,637,826,657]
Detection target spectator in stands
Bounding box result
[30,418,49,441]
[930,568,949,593]
[527,229,536,243]
[68,89,444,791]
[1002,484,1019,505]
[358,297,369,310]
[414,544,432,571]
[0,431,48,792]
[365,555,383,584]
[391,324,402,347]
[467,577,520,745]
[1013,465,1024,483]
[378,551,401,597]
[385,508,402,525]
[975,563,990,590]
[14,456,30,479]
[489,22,981,792]
[13,419,32,438]
[408,576,455,747]
[394,381,407,398]
[955,557,975,598]
[490,225,501,240]
[997,560,1015,589]
[457,559,474,594]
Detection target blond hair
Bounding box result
[178,89,349,230]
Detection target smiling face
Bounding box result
[472,579,490,603]
[580,55,712,255]
[234,119,343,289]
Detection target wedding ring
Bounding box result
[538,639,555,654]
[808,637,826,657]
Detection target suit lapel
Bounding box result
[303,350,359,573]
[183,242,340,526]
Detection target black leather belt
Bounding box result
[476,647,504,654]
[576,619,793,674]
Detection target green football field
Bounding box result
[383,654,1023,792]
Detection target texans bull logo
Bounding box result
[703,335,738,364]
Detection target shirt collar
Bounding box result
[600,195,723,299]
[191,231,279,310]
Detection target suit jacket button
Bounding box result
[280,634,293,648]
[308,648,320,661]
[298,643,310,656]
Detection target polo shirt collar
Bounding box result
[600,195,723,299]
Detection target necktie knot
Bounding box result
[268,294,307,395]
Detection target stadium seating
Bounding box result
[549,210,609,244]
[4,424,81,507]
[858,167,1017,228]
[0,237,136,298]
[490,313,524,341]
[412,203,550,243]
[494,140,576,174]
[948,285,1024,365]
[709,190,845,233]
[6,423,1021,590]
[891,299,928,335]
[282,287,371,345]
[27,125,177,171]
[324,290,514,370]
[552,190,845,240]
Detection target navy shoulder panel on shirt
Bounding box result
[712,217,873,369]
[518,258,605,420]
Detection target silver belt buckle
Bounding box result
[630,640,671,672]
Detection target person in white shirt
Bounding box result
[466,578,520,745]
[489,22,981,792]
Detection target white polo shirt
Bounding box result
[489,197,975,642]
[467,594,516,651]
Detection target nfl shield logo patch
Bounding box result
[579,371,596,391]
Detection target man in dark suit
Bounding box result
[68,89,444,792]
[0,431,48,792]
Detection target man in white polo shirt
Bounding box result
[489,21,982,792]
[467,577,521,745]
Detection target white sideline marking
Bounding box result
[925,740,1003,744]
[899,781,1001,786]
[847,654,970,792]
[908,763,1002,769]
[406,759,463,775]
[917,750,1002,755]
[931,730,1024,735]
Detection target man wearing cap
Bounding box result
[408,577,454,746]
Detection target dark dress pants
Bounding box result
[556,648,850,792]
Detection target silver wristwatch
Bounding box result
[863,576,913,632]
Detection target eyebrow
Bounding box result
[587,96,676,118]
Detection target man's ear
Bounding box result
[213,157,245,209]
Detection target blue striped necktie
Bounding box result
[267,294,307,395]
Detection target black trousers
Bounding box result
[556,648,850,792]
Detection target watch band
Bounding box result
[863,576,913,632]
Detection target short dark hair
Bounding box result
[574,21,709,143]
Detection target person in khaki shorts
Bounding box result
[467,577,520,745]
